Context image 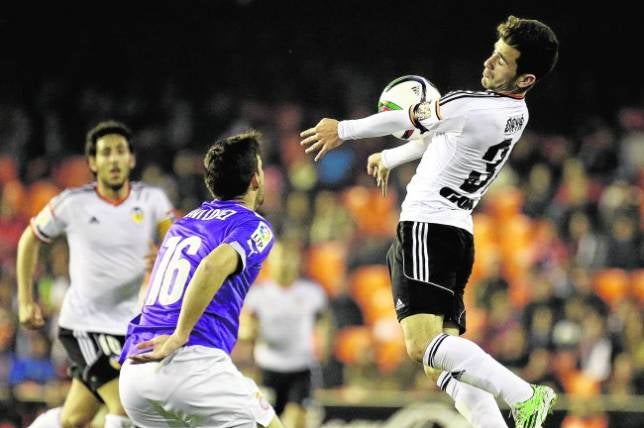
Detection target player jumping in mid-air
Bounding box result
[301,15,559,428]
[118,131,284,427]
[18,120,174,428]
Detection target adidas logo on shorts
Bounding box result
[395,298,405,310]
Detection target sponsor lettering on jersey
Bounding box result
[504,115,524,134]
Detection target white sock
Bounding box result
[437,371,508,428]
[425,334,532,406]
[28,407,62,428]
[104,414,134,428]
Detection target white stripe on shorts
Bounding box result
[406,221,456,295]
[422,222,429,283]
[73,331,98,365]
[412,222,429,282]
[412,222,419,279]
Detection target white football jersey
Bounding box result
[245,279,327,372]
[31,182,174,335]
[401,90,529,233]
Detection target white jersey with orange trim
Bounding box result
[398,90,529,233]
[31,182,174,334]
[245,279,327,372]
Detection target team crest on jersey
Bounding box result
[131,207,144,224]
[250,222,272,253]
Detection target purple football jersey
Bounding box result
[120,200,274,363]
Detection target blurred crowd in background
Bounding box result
[1,2,643,426]
[0,73,642,426]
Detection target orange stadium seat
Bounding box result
[499,215,533,258]
[470,214,499,284]
[306,241,347,297]
[487,186,524,221]
[564,371,601,397]
[53,156,93,188]
[507,274,531,308]
[469,243,500,287]
[0,156,18,185]
[342,186,398,237]
[375,337,406,374]
[349,265,391,307]
[461,307,486,342]
[27,180,60,219]
[372,318,405,374]
[361,286,396,325]
[1,180,26,217]
[334,326,373,366]
[630,269,644,305]
[593,268,629,306]
[472,213,497,248]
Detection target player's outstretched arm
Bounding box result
[300,118,343,162]
[16,227,45,329]
[300,110,415,161]
[130,244,240,362]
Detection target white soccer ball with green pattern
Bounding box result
[377,75,441,140]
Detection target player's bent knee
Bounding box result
[404,331,445,363]
[404,336,431,363]
[400,315,445,364]
[423,364,442,382]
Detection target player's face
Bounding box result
[269,242,301,286]
[254,155,265,209]
[89,134,135,190]
[481,39,520,91]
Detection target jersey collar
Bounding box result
[95,182,131,206]
[491,90,525,100]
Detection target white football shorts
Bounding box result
[120,345,275,427]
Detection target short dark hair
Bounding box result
[85,120,133,157]
[497,15,559,81]
[204,130,261,200]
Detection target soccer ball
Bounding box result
[377,75,441,140]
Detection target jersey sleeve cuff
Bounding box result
[229,241,247,270]
[30,219,52,244]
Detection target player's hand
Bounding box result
[300,118,343,162]
[367,152,390,196]
[145,241,159,272]
[129,333,187,363]
[19,302,45,329]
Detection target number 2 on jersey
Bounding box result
[145,236,202,306]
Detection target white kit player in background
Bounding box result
[17,120,174,428]
[244,240,329,428]
[301,16,559,428]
